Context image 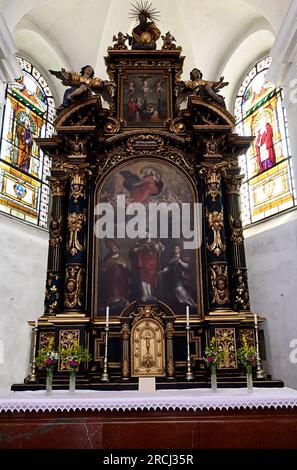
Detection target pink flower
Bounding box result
[68,360,79,367]
[208,357,215,363]
[247,356,255,364]
[45,358,54,366]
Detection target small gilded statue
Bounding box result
[161,31,177,50]
[111,32,130,50]
[49,65,114,111]
[177,67,229,109]
[129,0,161,50]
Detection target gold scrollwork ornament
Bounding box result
[39,332,55,351]
[215,328,237,368]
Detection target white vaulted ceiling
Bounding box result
[0,0,292,109]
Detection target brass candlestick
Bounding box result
[254,323,267,379]
[186,325,194,381]
[26,324,38,382]
[101,326,110,382]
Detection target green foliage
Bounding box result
[59,340,92,369]
[237,335,257,368]
[36,337,59,369]
[203,337,223,367]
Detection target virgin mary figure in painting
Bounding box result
[120,167,163,204]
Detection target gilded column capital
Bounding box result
[200,162,227,183]
[47,175,68,197]
[224,173,244,194]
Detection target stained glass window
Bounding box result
[234,57,296,226]
[0,57,56,227]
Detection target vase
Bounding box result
[246,365,253,393]
[69,368,76,394]
[210,365,217,392]
[46,368,53,395]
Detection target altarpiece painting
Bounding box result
[93,159,202,317]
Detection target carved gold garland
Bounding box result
[206,208,226,256]
[66,212,86,256]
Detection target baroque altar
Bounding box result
[12,2,281,391]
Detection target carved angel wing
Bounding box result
[49,68,71,86]
[175,83,192,110]
[98,81,115,107]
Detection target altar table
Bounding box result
[1,387,297,449]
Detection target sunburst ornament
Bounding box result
[129,0,160,23]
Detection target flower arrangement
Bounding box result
[36,337,59,369]
[237,335,257,368]
[203,337,223,367]
[59,340,91,370]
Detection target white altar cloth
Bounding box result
[1,387,297,413]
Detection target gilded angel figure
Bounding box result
[49,65,114,111]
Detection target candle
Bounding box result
[254,313,258,327]
[106,306,109,328]
[186,305,190,327]
[35,319,38,329]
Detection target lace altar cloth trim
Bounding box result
[1,387,297,413]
